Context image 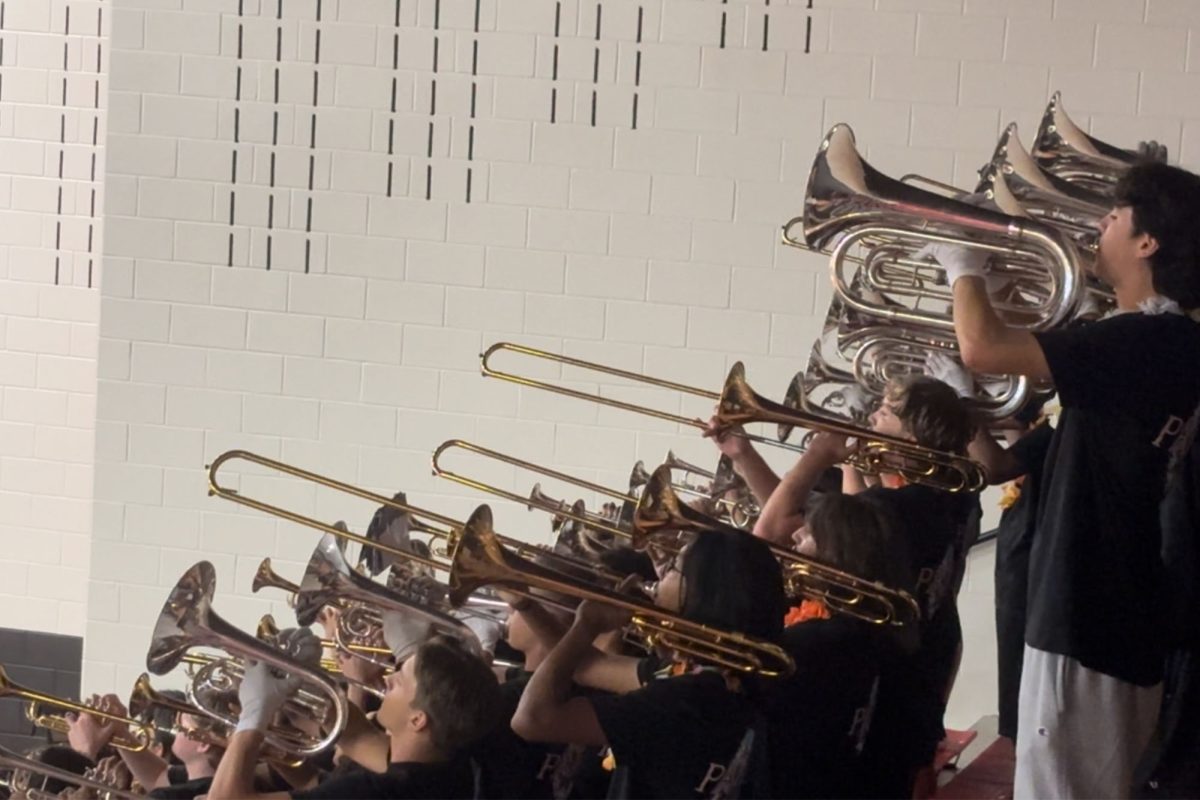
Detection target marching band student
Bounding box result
[512,529,787,800]
[66,693,225,799]
[932,160,1200,798]
[753,376,976,793]
[764,490,927,799]
[207,633,501,800]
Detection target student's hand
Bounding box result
[924,352,975,399]
[702,416,752,459]
[236,659,299,734]
[803,432,857,465]
[575,599,633,636]
[1137,139,1168,163]
[65,694,123,761]
[914,242,990,286]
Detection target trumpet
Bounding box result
[252,557,303,606]
[147,561,349,757]
[0,666,155,753]
[432,439,921,627]
[0,744,140,800]
[480,341,985,492]
[451,504,796,677]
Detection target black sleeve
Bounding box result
[1008,422,1054,475]
[1033,316,1149,411]
[290,771,381,800]
[588,679,679,761]
[635,654,665,686]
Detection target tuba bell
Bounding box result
[1033,91,1148,192]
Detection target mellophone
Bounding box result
[1,90,1147,797]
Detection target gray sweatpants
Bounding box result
[1014,646,1161,799]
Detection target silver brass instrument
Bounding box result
[1033,91,1144,192]
[787,123,1085,334]
[147,561,349,757]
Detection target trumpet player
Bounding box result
[66,693,225,800]
[930,160,1200,799]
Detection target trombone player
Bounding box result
[926,160,1200,799]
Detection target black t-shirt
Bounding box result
[148,776,213,800]
[766,617,918,799]
[860,483,975,704]
[473,673,609,800]
[994,422,1055,616]
[290,759,474,800]
[588,671,757,800]
[1030,313,1200,686]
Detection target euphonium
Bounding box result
[146,561,348,757]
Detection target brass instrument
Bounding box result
[432,439,921,627]
[786,123,1085,333]
[0,666,154,753]
[0,744,140,800]
[1033,91,1144,192]
[208,450,622,591]
[252,557,303,606]
[480,341,984,492]
[451,504,796,677]
[147,561,349,757]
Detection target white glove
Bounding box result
[839,384,877,420]
[913,242,990,286]
[457,612,506,655]
[924,351,975,399]
[381,610,434,662]
[235,659,298,734]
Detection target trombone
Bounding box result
[451,504,796,678]
[480,341,986,492]
[432,439,921,627]
[0,744,140,800]
[0,666,154,753]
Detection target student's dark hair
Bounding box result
[597,546,658,584]
[20,745,93,796]
[1114,161,1200,309]
[884,376,975,455]
[412,635,503,755]
[805,493,914,590]
[679,530,786,643]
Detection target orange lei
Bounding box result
[784,598,832,626]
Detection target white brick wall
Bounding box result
[0,0,107,635]
[0,0,1182,725]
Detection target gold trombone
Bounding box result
[451,505,796,677]
[480,341,985,492]
[432,439,921,627]
[1,666,154,752]
[206,451,796,674]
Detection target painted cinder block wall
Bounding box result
[7,0,1200,727]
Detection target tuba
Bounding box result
[789,123,1085,334]
[146,561,349,757]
